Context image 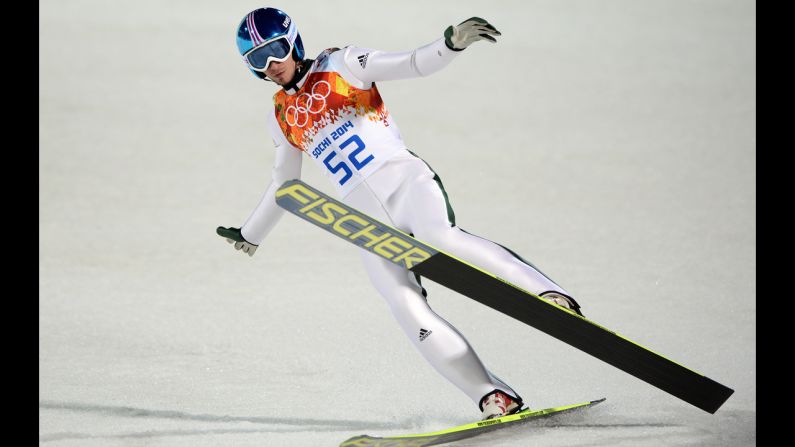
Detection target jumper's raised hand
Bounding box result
[444,17,502,51]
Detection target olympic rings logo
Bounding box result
[285,80,332,128]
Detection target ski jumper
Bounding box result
[240,37,573,406]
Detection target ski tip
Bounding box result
[591,397,607,405]
[340,434,387,447]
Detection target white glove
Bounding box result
[216,226,258,257]
[444,17,502,51]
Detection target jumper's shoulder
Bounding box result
[321,45,374,89]
[313,46,343,68]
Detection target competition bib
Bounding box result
[272,51,406,197]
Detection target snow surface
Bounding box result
[40,0,755,445]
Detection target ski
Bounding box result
[275,180,734,414]
[339,398,606,447]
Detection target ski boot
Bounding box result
[480,390,525,420]
[540,291,584,316]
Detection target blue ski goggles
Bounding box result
[243,36,293,72]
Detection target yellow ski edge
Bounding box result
[383,398,605,439]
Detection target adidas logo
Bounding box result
[357,53,369,69]
[419,328,432,342]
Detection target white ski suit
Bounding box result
[240,37,573,407]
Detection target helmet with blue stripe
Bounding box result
[236,8,305,80]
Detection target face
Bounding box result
[264,57,297,86]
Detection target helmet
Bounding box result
[236,8,305,80]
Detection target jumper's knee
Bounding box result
[414,226,457,250]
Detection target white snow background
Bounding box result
[39,0,755,446]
